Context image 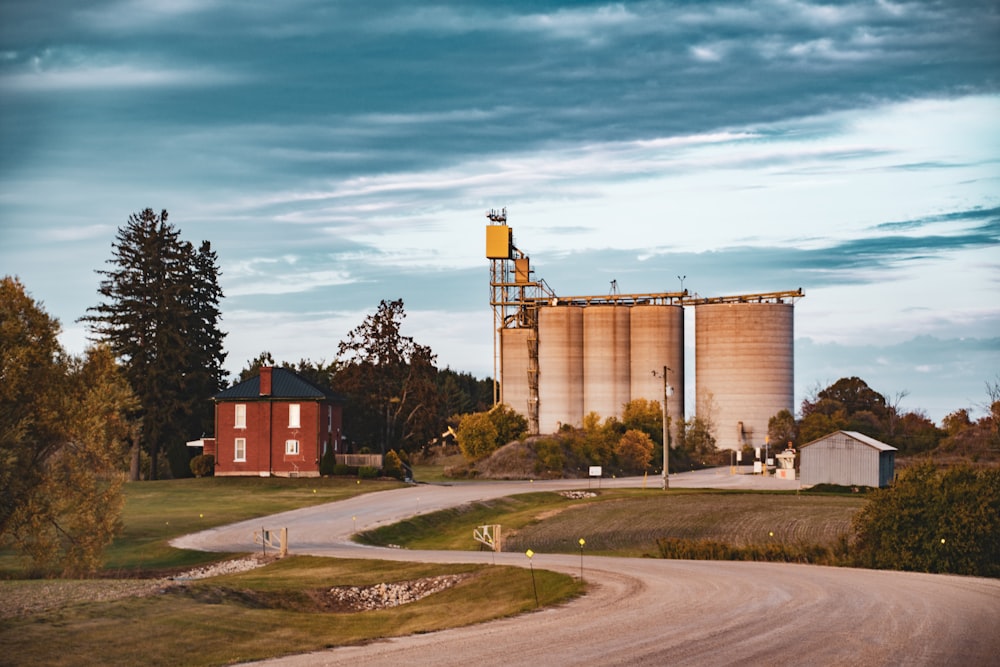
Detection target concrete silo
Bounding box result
[695,301,794,452]
[583,305,631,422]
[537,305,584,433]
[630,304,685,442]
[501,327,532,418]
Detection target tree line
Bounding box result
[768,375,1000,459]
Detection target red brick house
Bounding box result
[210,366,345,477]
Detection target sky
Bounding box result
[1,0,998,425]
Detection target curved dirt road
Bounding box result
[173,475,1000,666]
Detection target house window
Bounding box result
[234,404,246,429]
[234,438,246,462]
[285,439,300,455]
[288,403,300,428]
[327,405,332,432]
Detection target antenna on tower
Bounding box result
[486,207,507,224]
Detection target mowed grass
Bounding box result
[0,476,405,577]
[0,556,581,667]
[359,489,865,557]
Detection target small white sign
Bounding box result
[753,461,762,473]
[736,451,742,462]
[589,466,602,477]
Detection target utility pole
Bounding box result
[653,366,672,490]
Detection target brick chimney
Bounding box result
[259,366,273,396]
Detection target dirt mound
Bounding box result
[473,440,539,479]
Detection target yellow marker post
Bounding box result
[525,549,538,608]
[579,538,586,580]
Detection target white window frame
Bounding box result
[234,404,246,429]
[285,439,300,455]
[234,438,246,462]
[288,403,301,428]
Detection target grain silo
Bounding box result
[629,304,685,442]
[583,305,631,422]
[500,327,532,418]
[537,305,584,432]
[487,211,801,443]
[695,301,794,452]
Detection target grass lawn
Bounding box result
[358,488,865,557]
[0,556,581,667]
[0,476,406,577]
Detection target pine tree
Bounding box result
[83,209,227,479]
[183,240,228,439]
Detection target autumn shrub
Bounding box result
[383,450,404,480]
[189,454,215,478]
[615,429,654,474]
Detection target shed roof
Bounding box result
[801,430,897,452]
[214,367,344,402]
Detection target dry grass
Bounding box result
[360,489,865,557]
[504,492,863,555]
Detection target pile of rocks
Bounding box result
[327,574,469,611]
[170,555,270,581]
[560,490,597,499]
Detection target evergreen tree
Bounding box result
[183,240,228,439]
[238,351,277,382]
[82,209,227,479]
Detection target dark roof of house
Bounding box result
[214,367,345,402]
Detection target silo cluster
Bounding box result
[488,216,799,452]
[506,303,685,437]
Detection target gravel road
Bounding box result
[171,472,1000,666]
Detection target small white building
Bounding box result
[799,430,896,488]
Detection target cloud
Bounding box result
[41,224,112,242]
[1,57,240,92]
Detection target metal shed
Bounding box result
[799,430,897,488]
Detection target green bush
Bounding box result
[189,454,215,478]
[533,438,564,477]
[358,466,379,479]
[851,462,1000,577]
[319,448,336,476]
[332,463,354,476]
